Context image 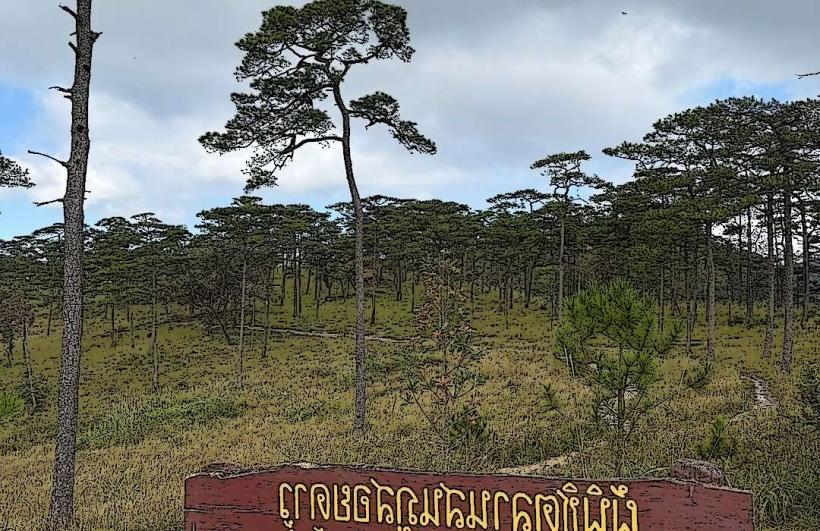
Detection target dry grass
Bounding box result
[0,294,817,530]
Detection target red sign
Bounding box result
[184,464,754,530]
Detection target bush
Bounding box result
[698,415,735,460]
[0,392,24,424]
[16,372,49,412]
[402,260,490,451]
[797,363,820,428]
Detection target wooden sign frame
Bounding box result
[184,463,754,530]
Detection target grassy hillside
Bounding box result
[0,290,817,530]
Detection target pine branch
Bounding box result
[27,150,68,168]
[58,4,77,19]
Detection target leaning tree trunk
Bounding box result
[781,186,795,374]
[705,220,716,364]
[763,193,776,359]
[49,1,98,528]
[333,84,367,430]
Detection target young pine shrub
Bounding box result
[698,415,736,461]
[0,391,24,424]
[555,280,688,476]
[401,260,492,454]
[797,363,820,428]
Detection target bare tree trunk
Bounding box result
[109,295,115,346]
[558,216,566,315]
[781,186,795,373]
[151,266,158,390]
[763,194,775,359]
[249,295,256,350]
[4,331,13,368]
[23,319,37,411]
[659,264,665,333]
[238,255,247,388]
[746,206,753,323]
[279,260,286,306]
[411,271,416,313]
[705,221,716,364]
[262,265,272,360]
[333,84,367,430]
[49,2,98,527]
[292,253,300,318]
[685,241,694,354]
[47,298,54,337]
[799,197,810,326]
[370,236,377,326]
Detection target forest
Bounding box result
[0,1,819,530]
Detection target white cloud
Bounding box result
[0,0,818,232]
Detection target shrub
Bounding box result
[0,392,24,424]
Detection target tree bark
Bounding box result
[799,197,810,327]
[262,265,272,360]
[49,1,98,527]
[238,255,247,388]
[23,318,37,411]
[151,266,158,390]
[763,193,776,359]
[558,216,566,316]
[47,298,54,337]
[781,186,795,373]
[746,206,753,323]
[333,83,367,430]
[705,221,716,364]
[659,265,665,333]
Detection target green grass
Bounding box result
[0,286,817,530]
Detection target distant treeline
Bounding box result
[1,96,819,374]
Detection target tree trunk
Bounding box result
[23,319,37,411]
[279,259,286,307]
[799,198,810,327]
[763,194,776,359]
[109,295,115,346]
[685,240,694,354]
[151,266,158,390]
[238,255,247,388]
[47,298,54,337]
[262,265,272,360]
[370,236,377,326]
[49,1,97,527]
[781,186,795,373]
[746,206,753,323]
[333,84,367,431]
[705,221,716,364]
[292,254,301,318]
[659,265,665,333]
[4,331,13,368]
[558,216,566,315]
[411,272,416,314]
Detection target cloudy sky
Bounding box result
[0,0,818,238]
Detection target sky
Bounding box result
[0,0,818,239]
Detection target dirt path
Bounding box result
[744,373,776,410]
[499,372,777,476]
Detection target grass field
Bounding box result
[0,289,818,530]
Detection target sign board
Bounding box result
[184,464,754,530]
